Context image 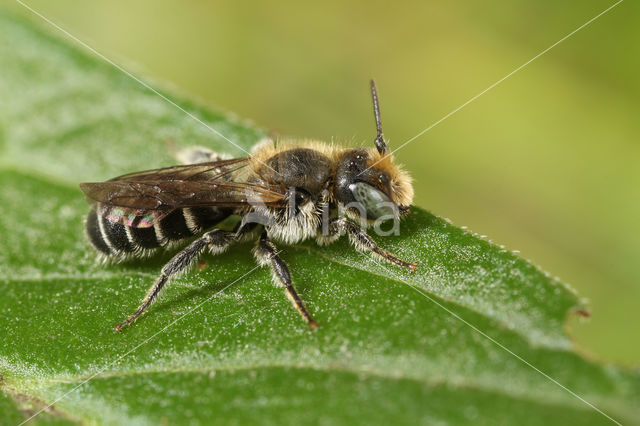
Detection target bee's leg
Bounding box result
[254,230,318,329]
[115,228,237,331]
[328,218,418,272]
[173,146,229,164]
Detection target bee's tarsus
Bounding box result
[255,230,317,326]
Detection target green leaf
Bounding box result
[0,11,638,426]
[0,390,24,425]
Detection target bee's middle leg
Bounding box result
[254,230,318,328]
[115,228,238,331]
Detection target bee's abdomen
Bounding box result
[86,206,231,256]
[86,208,113,255]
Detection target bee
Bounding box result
[80,80,416,331]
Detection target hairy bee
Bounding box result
[81,81,416,331]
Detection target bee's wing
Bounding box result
[106,157,250,182]
[80,179,287,209]
[80,158,286,228]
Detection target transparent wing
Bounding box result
[107,158,249,182]
[80,158,286,228]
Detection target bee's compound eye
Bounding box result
[348,182,397,219]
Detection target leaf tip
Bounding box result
[571,308,591,319]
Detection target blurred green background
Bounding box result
[6,0,639,364]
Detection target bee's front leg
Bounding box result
[254,230,318,329]
[328,218,417,272]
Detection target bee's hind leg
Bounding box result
[173,146,230,165]
[115,228,237,331]
[254,230,318,329]
[327,218,417,272]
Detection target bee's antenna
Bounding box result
[370,79,388,155]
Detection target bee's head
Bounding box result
[333,148,413,221]
[333,80,413,221]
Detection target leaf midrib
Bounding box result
[3,362,621,422]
